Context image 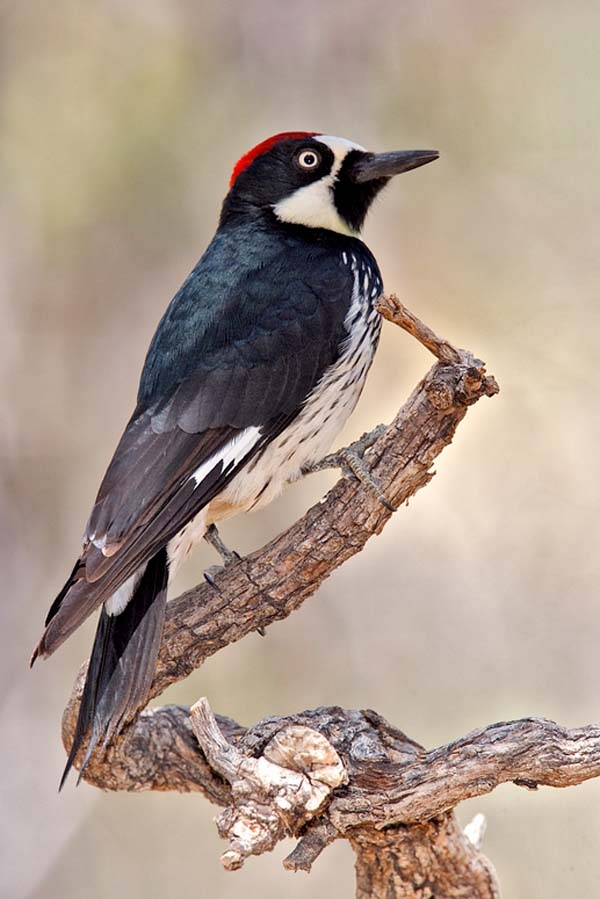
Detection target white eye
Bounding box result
[296,149,321,170]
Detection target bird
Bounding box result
[32,131,438,787]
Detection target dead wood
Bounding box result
[65,295,600,898]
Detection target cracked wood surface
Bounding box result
[57,295,516,897]
[68,699,600,897]
[63,702,600,819]
[56,299,600,896]
[62,295,498,770]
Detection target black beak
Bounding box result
[349,149,439,183]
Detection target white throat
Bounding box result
[272,135,365,237]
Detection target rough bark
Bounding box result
[65,295,600,898]
[84,697,600,897]
[350,818,500,899]
[63,293,498,731]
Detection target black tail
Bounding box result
[60,548,169,789]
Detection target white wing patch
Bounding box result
[189,426,262,487]
[105,568,143,616]
[168,249,382,574]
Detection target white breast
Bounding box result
[168,252,382,574]
[207,252,382,518]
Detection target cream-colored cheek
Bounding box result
[273,135,366,236]
[273,180,357,236]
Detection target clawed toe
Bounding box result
[204,524,242,566]
[302,424,394,511]
[204,565,223,591]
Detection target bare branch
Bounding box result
[59,701,600,895]
[349,816,500,899]
[70,703,600,819]
[328,715,600,830]
[190,698,347,871]
[376,293,463,364]
[62,297,498,771]
[55,297,526,896]
[282,819,338,873]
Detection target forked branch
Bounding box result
[58,295,577,898]
[63,293,498,744]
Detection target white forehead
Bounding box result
[315,134,366,164]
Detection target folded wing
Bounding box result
[35,231,354,659]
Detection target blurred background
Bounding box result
[2,1,600,896]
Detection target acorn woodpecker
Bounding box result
[32,131,438,785]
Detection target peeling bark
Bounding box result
[63,295,498,750]
[62,297,599,898]
[350,817,500,899]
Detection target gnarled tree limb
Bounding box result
[93,697,600,895]
[63,293,498,749]
[65,696,600,895]
[68,295,600,898]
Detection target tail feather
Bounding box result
[30,561,87,668]
[44,559,83,627]
[60,548,169,789]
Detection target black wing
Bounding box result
[36,224,357,657]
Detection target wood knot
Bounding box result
[190,700,347,871]
[426,379,454,410]
[513,777,539,791]
[455,363,499,406]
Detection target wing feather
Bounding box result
[38,225,364,657]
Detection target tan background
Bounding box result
[2,1,600,896]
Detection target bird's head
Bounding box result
[221,131,438,236]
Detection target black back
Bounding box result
[37,217,381,657]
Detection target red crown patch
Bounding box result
[229,131,319,186]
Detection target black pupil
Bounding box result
[303,153,316,166]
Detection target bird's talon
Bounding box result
[204,524,242,567]
[204,567,222,591]
[342,451,395,511]
[303,425,394,511]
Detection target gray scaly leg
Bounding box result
[202,525,265,636]
[302,424,395,512]
[203,524,241,589]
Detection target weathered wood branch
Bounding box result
[63,293,498,757]
[190,697,348,872]
[58,294,576,897]
[57,297,600,894]
[74,697,600,897]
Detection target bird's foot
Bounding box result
[302,424,395,512]
[202,525,266,636]
[203,524,242,589]
[204,523,241,566]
